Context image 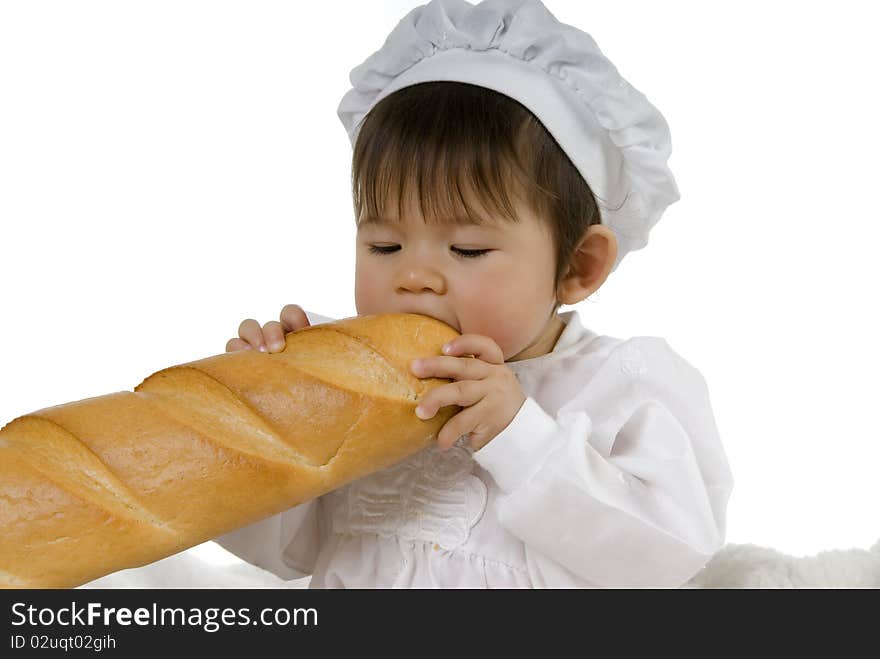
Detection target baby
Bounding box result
[215,0,733,588]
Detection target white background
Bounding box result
[1,0,878,583]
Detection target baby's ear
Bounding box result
[557,225,617,304]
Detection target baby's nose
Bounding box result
[396,267,447,295]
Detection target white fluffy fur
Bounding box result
[685,538,880,588]
[80,539,880,588]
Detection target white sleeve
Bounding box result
[212,499,322,581]
[473,337,734,588]
[302,310,337,327]
[211,308,338,580]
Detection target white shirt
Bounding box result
[214,309,733,588]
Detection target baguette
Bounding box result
[0,312,460,588]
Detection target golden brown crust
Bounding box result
[0,313,459,588]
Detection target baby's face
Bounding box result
[354,193,564,362]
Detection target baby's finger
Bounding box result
[415,381,480,420]
[262,321,286,353]
[444,334,504,364]
[225,338,253,353]
[238,318,267,351]
[411,355,489,381]
[280,304,310,332]
[435,403,482,451]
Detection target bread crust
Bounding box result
[0,313,459,588]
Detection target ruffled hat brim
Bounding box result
[338,0,681,272]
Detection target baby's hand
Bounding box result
[225,304,311,354]
[411,334,527,452]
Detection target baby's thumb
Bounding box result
[280,304,312,331]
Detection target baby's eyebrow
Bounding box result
[358,216,393,226]
[359,214,502,228]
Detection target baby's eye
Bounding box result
[367,245,490,259]
[368,245,400,255]
[452,247,491,259]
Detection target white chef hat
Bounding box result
[337,0,680,273]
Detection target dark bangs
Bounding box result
[350,81,602,287]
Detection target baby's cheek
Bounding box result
[459,281,524,353]
[354,269,384,314]
[492,308,535,357]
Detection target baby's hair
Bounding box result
[351,81,602,309]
